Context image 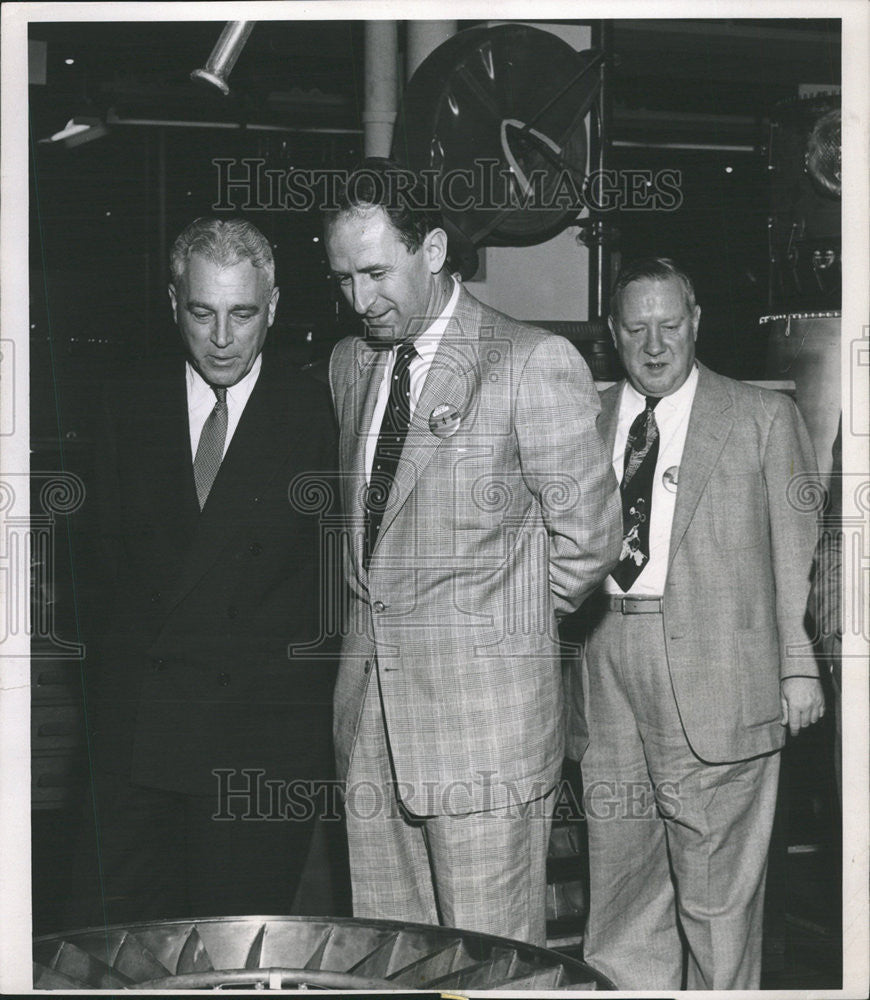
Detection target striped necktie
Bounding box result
[193,385,228,509]
[364,340,418,570]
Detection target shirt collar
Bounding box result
[408,278,460,364]
[186,353,263,404]
[623,363,699,415]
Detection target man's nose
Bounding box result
[644,327,665,355]
[351,277,376,316]
[211,314,233,348]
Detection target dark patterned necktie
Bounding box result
[193,386,228,509]
[611,396,661,592]
[364,341,418,570]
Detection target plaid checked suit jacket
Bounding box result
[328,287,621,814]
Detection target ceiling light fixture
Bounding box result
[191,21,255,96]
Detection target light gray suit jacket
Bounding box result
[580,364,820,764]
[329,286,621,812]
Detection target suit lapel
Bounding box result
[340,342,388,572]
[667,364,734,566]
[345,342,387,513]
[135,362,200,535]
[370,289,479,556]
[597,382,622,455]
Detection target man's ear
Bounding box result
[168,284,179,324]
[423,227,448,274]
[691,304,701,341]
[268,286,280,327]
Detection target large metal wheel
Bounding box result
[393,24,599,251]
[34,915,614,990]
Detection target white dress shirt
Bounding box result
[605,365,699,595]
[186,353,262,461]
[365,279,461,482]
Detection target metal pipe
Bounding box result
[589,21,613,319]
[613,140,756,152]
[363,21,398,157]
[156,127,166,355]
[106,112,361,134]
[191,21,255,96]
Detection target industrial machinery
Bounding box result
[763,93,842,476]
[34,915,613,990]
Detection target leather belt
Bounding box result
[601,595,664,614]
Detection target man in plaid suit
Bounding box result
[324,160,621,945]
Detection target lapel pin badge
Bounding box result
[662,466,679,492]
[429,403,461,438]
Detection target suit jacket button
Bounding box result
[364,659,372,674]
[373,601,386,613]
[227,606,239,619]
[249,542,262,556]
[150,591,161,604]
[151,658,166,672]
[218,672,231,686]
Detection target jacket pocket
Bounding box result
[737,624,781,727]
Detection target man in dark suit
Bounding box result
[572,257,824,989]
[70,218,337,926]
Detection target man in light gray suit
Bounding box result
[574,257,825,989]
[324,159,621,946]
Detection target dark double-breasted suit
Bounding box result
[73,349,338,925]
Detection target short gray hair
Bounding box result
[170,217,275,288]
[611,257,697,321]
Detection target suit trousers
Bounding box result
[344,665,556,946]
[64,767,318,930]
[580,609,780,990]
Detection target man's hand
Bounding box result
[780,676,825,737]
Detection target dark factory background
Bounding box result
[27,16,842,990]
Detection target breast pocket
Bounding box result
[710,472,767,550]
